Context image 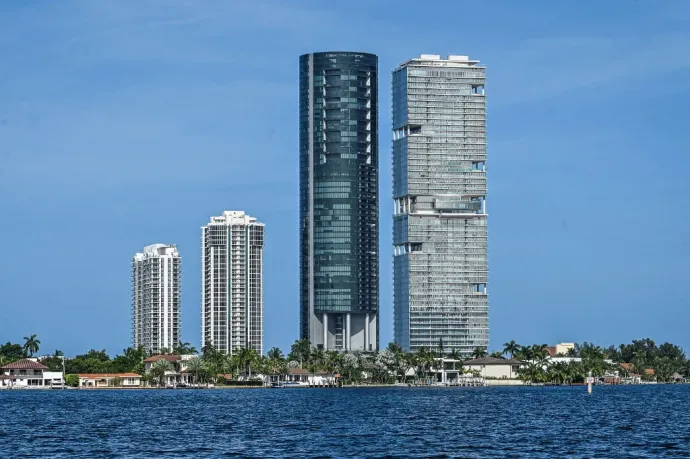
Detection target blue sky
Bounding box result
[1,0,689,357]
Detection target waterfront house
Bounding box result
[78,373,142,388]
[464,356,523,379]
[285,368,309,385]
[429,358,464,384]
[310,370,337,387]
[672,372,686,383]
[0,359,64,388]
[144,354,196,386]
[261,368,337,387]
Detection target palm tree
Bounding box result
[471,346,488,359]
[502,340,519,359]
[174,342,198,355]
[222,354,240,379]
[415,347,429,383]
[238,348,260,378]
[288,339,311,368]
[309,347,325,372]
[386,342,406,382]
[267,347,284,361]
[547,362,569,385]
[23,334,40,357]
[152,358,173,387]
[185,357,205,385]
[448,349,462,361]
[325,350,344,376]
[266,347,285,374]
[437,338,445,359]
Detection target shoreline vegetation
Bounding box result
[2,337,689,389]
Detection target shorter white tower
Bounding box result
[201,211,264,355]
[132,244,181,354]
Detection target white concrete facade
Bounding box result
[556,343,576,355]
[132,244,181,354]
[464,357,522,379]
[313,312,378,352]
[78,373,142,388]
[201,211,264,355]
[0,360,64,388]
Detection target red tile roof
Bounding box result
[144,355,180,363]
[1,359,49,370]
[78,373,141,378]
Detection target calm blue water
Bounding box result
[2,385,689,458]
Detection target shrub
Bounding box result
[65,374,79,387]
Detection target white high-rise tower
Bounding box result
[392,54,489,355]
[132,244,181,354]
[201,211,264,355]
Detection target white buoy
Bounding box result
[587,370,593,394]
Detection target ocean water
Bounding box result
[1,385,689,458]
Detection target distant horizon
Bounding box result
[2,0,690,356]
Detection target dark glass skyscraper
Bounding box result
[299,52,379,351]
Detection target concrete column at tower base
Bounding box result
[312,312,377,351]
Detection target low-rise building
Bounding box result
[78,373,142,388]
[464,356,523,379]
[399,358,484,386]
[0,359,64,388]
[144,354,197,386]
[310,370,337,387]
[265,368,338,387]
[281,368,309,386]
[429,358,464,384]
[545,343,576,357]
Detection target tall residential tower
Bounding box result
[392,54,489,354]
[201,211,264,355]
[132,244,181,354]
[299,52,379,351]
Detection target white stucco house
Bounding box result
[464,357,523,379]
[265,368,338,387]
[78,373,142,388]
[0,359,64,388]
[144,354,197,386]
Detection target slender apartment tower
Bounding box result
[392,54,489,355]
[132,244,181,354]
[299,52,379,352]
[201,211,264,355]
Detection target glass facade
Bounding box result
[392,55,489,355]
[299,52,379,351]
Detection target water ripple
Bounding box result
[1,386,690,457]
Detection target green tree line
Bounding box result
[2,336,689,385]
